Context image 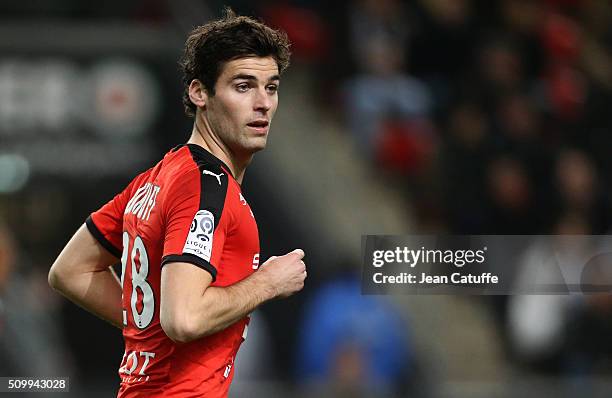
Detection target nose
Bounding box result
[253,87,272,113]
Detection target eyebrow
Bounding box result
[231,73,280,82]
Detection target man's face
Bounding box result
[203,56,280,157]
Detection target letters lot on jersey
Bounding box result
[183,210,214,261]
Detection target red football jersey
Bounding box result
[86,144,260,397]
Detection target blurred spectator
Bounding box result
[553,149,611,233]
[347,0,410,71]
[296,274,415,397]
[507,215,588,366]
[410,0,476,84]
[494,94,555,221]
[439,101,492,233]
[508,214,612,378]
[539,10,588,122]
[485,156,538,233]
[499,0,545,76]
[375,117,437,177]
[0,222,15,375]
[496,94,540,145]
[343,0,434,167]
[475,38,526,106]
[0,220,72,378]
[261,1,329,62]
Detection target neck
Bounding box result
[187,113,251,184]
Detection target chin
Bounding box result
[246,137,268,152]
[236,143,266,159]
[249,144,267,154]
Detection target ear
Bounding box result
[188,79,208,110]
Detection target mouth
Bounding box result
[246,119,269,134]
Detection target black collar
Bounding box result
[184,143,235,178]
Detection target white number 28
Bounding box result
[121,232,154,329]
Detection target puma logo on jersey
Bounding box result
[125,182,160,221]
[202,169,224,185]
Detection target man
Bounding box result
[48,9,306,397]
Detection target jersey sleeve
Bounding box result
[86,178,139,258]
[161,165,231,281]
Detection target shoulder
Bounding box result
[162,144,229,186]
[162,145,233,217]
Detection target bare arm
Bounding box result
[48,224,123,329]
[160,249,306,343]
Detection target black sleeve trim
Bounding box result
[161,254,217,281]
[85,216,122,258]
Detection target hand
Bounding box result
[260,249,307,298]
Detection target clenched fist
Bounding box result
[259,249,307,298]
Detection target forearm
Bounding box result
[177,271,275,341]
[161,249,305,343]
[199,272,275,335]
[50,266,123,329]
[49,224,124,329]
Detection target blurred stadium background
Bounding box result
[1,0,612,397]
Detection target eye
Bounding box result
[235,83,250,93]
[266,84,278,94]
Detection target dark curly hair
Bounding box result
[179,8,291,117]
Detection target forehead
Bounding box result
[219,56,279,80]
